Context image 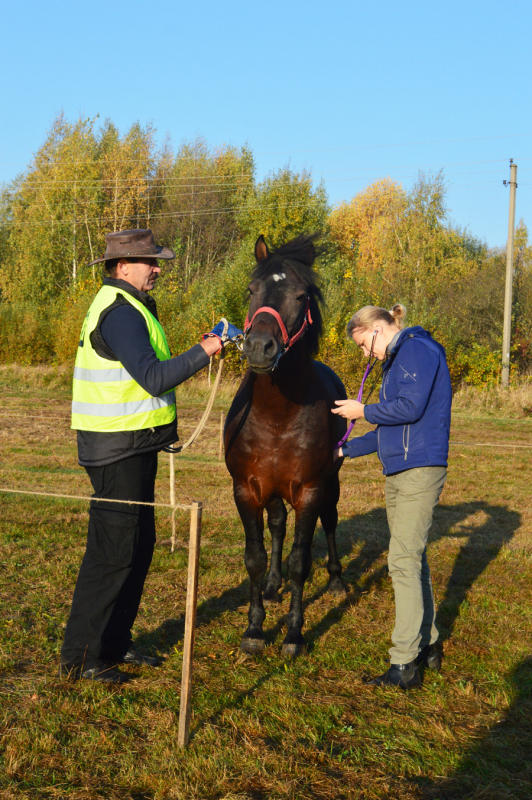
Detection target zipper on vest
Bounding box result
[403,424,410,460]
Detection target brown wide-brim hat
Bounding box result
[87,228,175,267]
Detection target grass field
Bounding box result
[1,366,532,800]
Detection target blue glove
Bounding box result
[203,318,244,345]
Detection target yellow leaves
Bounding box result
[237,166,329,248]
[329,178,406,267]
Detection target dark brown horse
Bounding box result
[224,234,347,657]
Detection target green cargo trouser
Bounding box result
[385,466,447,665]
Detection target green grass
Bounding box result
[1,370,532,799]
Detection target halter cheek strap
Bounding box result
[244,298,313,349]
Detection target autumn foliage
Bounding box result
[1,113,531,389]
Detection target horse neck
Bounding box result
[251,341,313,406]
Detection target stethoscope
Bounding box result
[336,330,379,449]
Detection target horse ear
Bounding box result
[255,235,270,262]
[303,239,316,265]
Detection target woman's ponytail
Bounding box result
[389,303,406,329]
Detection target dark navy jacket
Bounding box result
[342,327,452,475]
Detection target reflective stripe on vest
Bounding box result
[72,391,176,418]
[73,366,134,383]
[71,285,176,433]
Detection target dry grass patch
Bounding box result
[1,369,532,799]
[452,377,532,418]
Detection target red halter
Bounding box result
[244,297,313,350]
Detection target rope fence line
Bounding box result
[0,486,192,511]
[449,441,532,449]
[0,411,223,428]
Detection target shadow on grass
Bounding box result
[430,501,521,643]
[139,500,520,666]
[418,656,532,800]
[304,499,521,650]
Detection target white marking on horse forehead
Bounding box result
[272,272,286,282]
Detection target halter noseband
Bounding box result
[244,297,313,368]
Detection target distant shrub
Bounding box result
[0,304,55,364]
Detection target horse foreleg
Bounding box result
[282,502,320,657]
[320,473,347,596]
[234,489,268,654]
[263,497,287,604]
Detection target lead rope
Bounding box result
[164,349,225,455]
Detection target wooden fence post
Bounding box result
[178,501,202,747]
[169,451,176,553]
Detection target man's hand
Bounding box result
[201,336,223,356]
[331,399,365,420]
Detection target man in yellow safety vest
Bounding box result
[60,229,241,683]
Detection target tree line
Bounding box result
[0,113,531,390]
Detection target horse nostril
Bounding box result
[264,338,275,354]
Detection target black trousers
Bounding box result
[61,452,158,669]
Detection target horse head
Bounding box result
[243,234,324,373]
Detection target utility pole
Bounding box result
[501,161,517,387]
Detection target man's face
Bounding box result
[118,257,161,292]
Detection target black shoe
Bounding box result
[416,643,442,671]
[366,660,422,690]
[120,647,161,667]
[59,660,129,684]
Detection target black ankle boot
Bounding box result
[59,660,129,684]
[416,643,441,671]
[367,660,421,690]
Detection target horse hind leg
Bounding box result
[320,474,347,596]
[263,497,287,604]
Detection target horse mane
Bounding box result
[251,233,324,356]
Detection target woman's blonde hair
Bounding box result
[346,304,406,338]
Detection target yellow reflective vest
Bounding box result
[71,285,176,433]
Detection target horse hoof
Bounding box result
[263,590,282,605]
[328,578,347,596]
[240,638,265,655]
[281,642,307,658]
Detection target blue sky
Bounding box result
[2,0,531,247]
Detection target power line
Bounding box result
[4,168,531,217]
[4,158,532,189]
[0,168,530,225]
[1,174,526,228]
[0,200,328,227]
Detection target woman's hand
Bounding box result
[333,447,343,461]
[331,399,365,420]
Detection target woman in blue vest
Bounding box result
[60,229,242,683]
[332,304,452,689]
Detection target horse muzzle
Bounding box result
[242,331,284,373]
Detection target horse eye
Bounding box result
[296,294,307,302]
[247,287,254,296]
